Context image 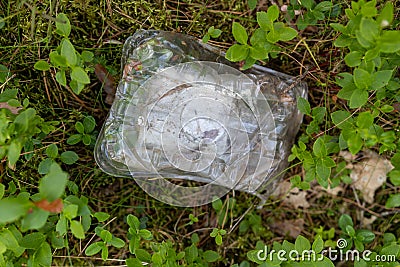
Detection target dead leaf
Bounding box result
[315,185,344,197]
[272,181,310,209]
[34,198,63,213]
[0,102,20,114]
[94,64,116,105]
[270,219,305,239]
[350,150,393,203]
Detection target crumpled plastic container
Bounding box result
[94,30,307,207]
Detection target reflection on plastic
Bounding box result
[94,30,307,207]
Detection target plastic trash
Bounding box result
[94,30,307,207]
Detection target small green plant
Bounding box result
[225,5,297,69]
[34,13,94,94]
[210,228,226,246]
[38,143,79,174]
[338,214,375,251]
[85,227,126,260]
[288,0,334,30]
[66,115,97,146]
[202,26,222,43]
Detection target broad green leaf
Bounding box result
[21,207,49,231]
[202,34,210,43]
[330,23,346,33]
[295,235,311,253]
[371,70,392,89]
[248,0,257,10]
[334,35,353,47]
[349,88,368,108]
[46,143,58,158]
[135,248,151,262]
[83,116,96,133]
[378,31,400,53]
[70,220,85,239]
[49,51,68,67]
[313,137,327,157]
[300,0,313,10]
[60,151,79,165]
[356,112,374,129]
[0,16,4,30]
[38,158,54,174]
[249,46,267,60]
[353,68,371,89]
[94,212,110,222]
[0,89,17,102]
[360,0,377,17]
[377,2,394,28]
[364,47,380,61]
[348,132,363,154]
[61,39,77,66]
[127,214,140,230]
[338,214,353,231]
[56,13,71,37]
[277,26,297,41]
[344,51,363,67]
[267,5,279,21]
[56,70,67,87]
[56,215,67,235]
[19,232,46,249]
[360,17,379,42]
[225,44,249,62]
[232,22,248,44]
[0,64,10,83]
[0,228,24,257]
[67,134,82,145]
[126,258,143,267]
[356,229,375,243]
[81,51,94,62]
[7,141,22,167]
[101,246,108,260]
[356,30,373,48]
[312,235,324,253]
[209,27,222,38]
[34,60,50,71]
[315,1,332,11]
[256,12,272,31]
[85,242,103,256]
[32,242,52,267]
[110,237,125,248]
[14,108,36,132]
[0,197,31,223]
[203,250,219,262]
[386,194,400,208]
[71,66,90,84]
[39,163,68,201]
[0,184,4,200]
[297,97,311,115]
[63,204,78,220]
[389,170,400,186]
[316,159,331,182]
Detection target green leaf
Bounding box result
[257,11,272,31]
[225,44,249,62]
[71,66,90,84]
[110,237,125,248]
[378,31,400,53]
[7,99,20,107]
[46,144,58,158]
[313,137,327,157]
[0,16,4,30]
[344,51,363,67]
[39,163,68,201]
[248,0,257,10]
[85,242,103,256]
[56,70,67,87]
[316,159,331,182]
[315,1,332,11]
[360,18,379,42]
[49,51,68,67]
[377,2,394,28]
[203,250,219,262]
[297,97,311,115]
[7,141,22,167]
[389,170,400,186]
[19,232,46,249]
[386,194,400,208]
[356,229,375,243]
[360,0,377,17]
[67,134,82,145]
[371,70,392,89]
[300,0,313,10]
[21,208,49,231]
[61,39,77,66]
[295,235,311,253]
[338,214,353,231]
[348,132,363,154]
[232,22,248,44]
[202,34,210,43]
[81,51,94,62]
[60,151,79,165]
[356,112,374,129]
[139,229,152,240]
[277,27,297,41]
[32,242,52,267]
[209,27,222,38]
[63,204,78,220]
[353,68,371,89]
[70,220,85,239]
[135,248,151,262]
[349,89,369,108]
[267,5,279,21]
[0,184,4,200]
[312,235,324,253]
[126,258,143,267]
[249,46,267,60]
[83,116,96,133]
[215,234,222,245]
[56,13,71,37]
[38,158,54,174]
[34,60,50,71]
[127,214,140,230]
[0,89,17,102]
[101,246,108,260]
[0,197,31,224]
[94,212,110,222]
[56,215,67,235]
[331,111,353,129]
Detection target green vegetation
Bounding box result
[0,0,399,266]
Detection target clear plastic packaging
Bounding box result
[94,30,307,207]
